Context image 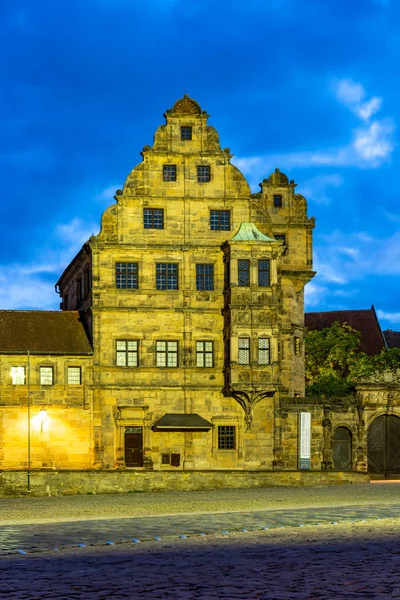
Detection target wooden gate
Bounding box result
[124,426,143,467]
[332,427,352,471]
[368,415,400,478]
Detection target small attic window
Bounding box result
[181,126,192,140]
[273,194,282,208]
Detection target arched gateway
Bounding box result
[368,414,400,478]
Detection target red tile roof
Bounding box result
[305,308,386,356]
[0,311,92,354]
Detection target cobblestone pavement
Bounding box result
[1,483,400,554]
[1,519,400,599]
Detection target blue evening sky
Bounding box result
[1,0,399,330]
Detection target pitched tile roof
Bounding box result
[383,329,400,349]
[0,311,93,354]
[305,307,386,356]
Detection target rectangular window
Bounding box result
[258,260,270,287]
[116,262,138,289]
[238,259,250,287]
[11,366,26,385]
[163,164,177,181]
[197,165,211,182]
[210,210,230,231]
[218,426,236,450]
[116,340,139,367]
[156,341,178,367]
[181,126,192,140]
[40,366,54,386]
[68,366,82,385]
[196,264,214,291]
[273,194,282,208]
[196,341,214,367]
[238,338,250,364]
[144,208,164,229]
[258,338,271,365]
[156,263,178,290]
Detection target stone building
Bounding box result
[0,96,374,494]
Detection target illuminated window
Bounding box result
[11,366,26,385]
[68,367,82,385]
[156,341,178,367]
[238,338,250,364]
[40,367,54,386]
[258,338,271,365]
[196,341,214,367]
[218,426,236,449]
[116,340,139,367]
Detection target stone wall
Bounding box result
[0,469,369,497]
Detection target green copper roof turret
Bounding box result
[231,222,275,242]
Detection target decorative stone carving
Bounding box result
[238,311,250,324]
[172,95,201,114]
[205,126,221,151]
[238,372,250,382]
[230,389,274,430]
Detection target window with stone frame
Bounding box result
[258,259,270,287]
[163,164,177,182]
[40,366,54,386]
[67,366,82,385]
[238,338,250,364]
[116,340,139,367]
[11,366,26,385]
[238,259,250,287]
[116,262,139,289]
[210,210,230,231]
[197,165,211,182]
[196,341,214,367]
[273,194,282,208]
[181,126,192,140]
[156,263,178,290]
[156,341,178,367]
[258,338,271,365]
[196,264,214,291]
[144,208,164,229]
[218,426,236,450]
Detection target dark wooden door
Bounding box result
[125,427,143,467]
[332,427,352,471]
[368,415,400,478]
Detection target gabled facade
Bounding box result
[54,95,315,472]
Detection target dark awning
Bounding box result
[152,413,214,432]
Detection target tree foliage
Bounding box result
[305,321,400,397]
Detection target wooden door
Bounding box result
[332,427,352,471]
[124,427,143,467]
[368,415,400,478]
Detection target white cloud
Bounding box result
[334,79,365,105]
[234,79,395,189]
[376,310,400,324]
[304,282,328,308]
[0,218,98,310]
